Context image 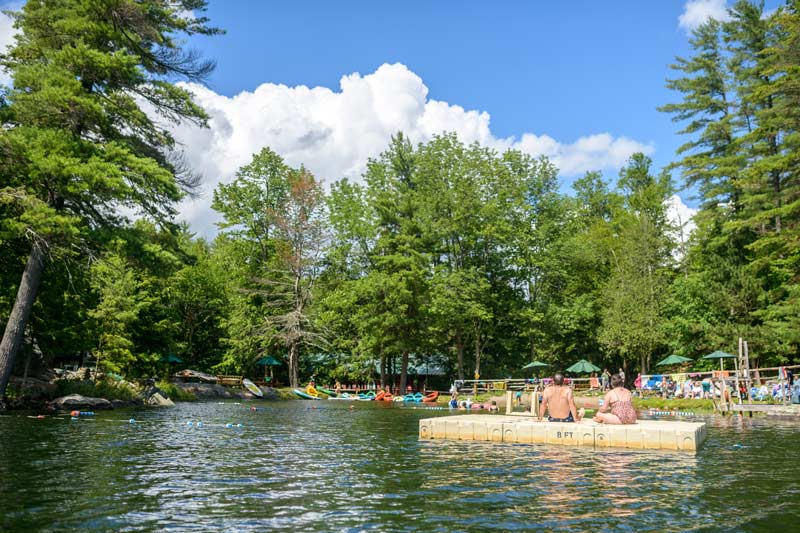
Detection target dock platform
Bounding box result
[419,414,707,452]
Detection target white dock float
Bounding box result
[419,414,707,452]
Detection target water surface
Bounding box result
[1,401,798,531]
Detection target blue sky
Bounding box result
[192,0,689,161]
[0,0,781,234]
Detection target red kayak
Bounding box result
[422,391,439,403]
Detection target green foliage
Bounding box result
[88,252,150,375]
[54,378,139,402]
[661,0,800,366]
[156,381,197,401]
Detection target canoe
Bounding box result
[294,388,321,400]
[422,391,439,403]
[242,378,263,398]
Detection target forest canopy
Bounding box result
[0,0,797,395]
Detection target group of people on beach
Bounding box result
[540,372,636,425]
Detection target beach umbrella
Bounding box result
[702,350,736,372]
[255,355,283,381]
[656,354,693,367]
[160,354,183,364]
[521,360,549,370]
[566,359,601,374]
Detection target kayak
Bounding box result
[375,392,394,402]
[403,392,425,403]
[422,391,439,403]
[242,378,263,398]
[294,389,321,400]
[357,391,375,400]
[316,386,337,397]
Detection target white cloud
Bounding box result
[666,194,697,246]
[678,0,731,31]
[0,4,20,87]
[168,63,653,236]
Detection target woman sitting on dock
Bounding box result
[593,373,637,425]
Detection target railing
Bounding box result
[457,377,599,394]
[215,375,243,386]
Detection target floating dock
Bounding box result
[419,414,707,452]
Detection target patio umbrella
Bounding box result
[702,350,736,372]
[521,360,549,370]
[566,359,601,374]
[656,354,693,367]
[255,355,283,381]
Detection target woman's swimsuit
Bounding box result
[610,389,637,424]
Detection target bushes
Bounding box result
[53,379,139,401]
[156,381,197,401]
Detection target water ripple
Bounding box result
[2,402,800,531]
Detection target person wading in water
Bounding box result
[539,373,584,422]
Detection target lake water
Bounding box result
[1,400,799,531]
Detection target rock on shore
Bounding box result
[51,394,113,410]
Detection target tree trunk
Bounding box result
[288,342,299,388]
[0,242,46,402]
[474,334,481,379]
[640,352,647,376]
[379,352,386,389]
[455,328,464,381]
[399,350,409,393]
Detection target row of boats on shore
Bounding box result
[293,385,440,403]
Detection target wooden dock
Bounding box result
[419,414,707,452]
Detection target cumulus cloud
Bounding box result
[666,194,697,244]
[678,0,731,31]
[168,63,653,236]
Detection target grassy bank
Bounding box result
[156,381,197,401]
[632,397,715,412]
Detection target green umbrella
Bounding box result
[702,350,736,360]
[255,355,283,381]
[702,350,736,373]
[566,359,601,373]
[521,360,550,370]
[656,354,693,367]
[160,354,183,364]
[255,356,283,366]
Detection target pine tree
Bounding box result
[0,1,220,400]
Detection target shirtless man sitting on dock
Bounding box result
[539,373,584,422]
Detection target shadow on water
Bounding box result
[1,402,799,531]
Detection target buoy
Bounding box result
[71,410,79,417]
[236,423,242,428]
[225,423,233,428]
[196,422,203,427]
[129,418,136,424]
[36,415,45,419]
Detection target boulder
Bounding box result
[51,394,113,410]
[173,382,245,399]
[145,392,175,407]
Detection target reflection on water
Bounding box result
[1,402,799,531]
